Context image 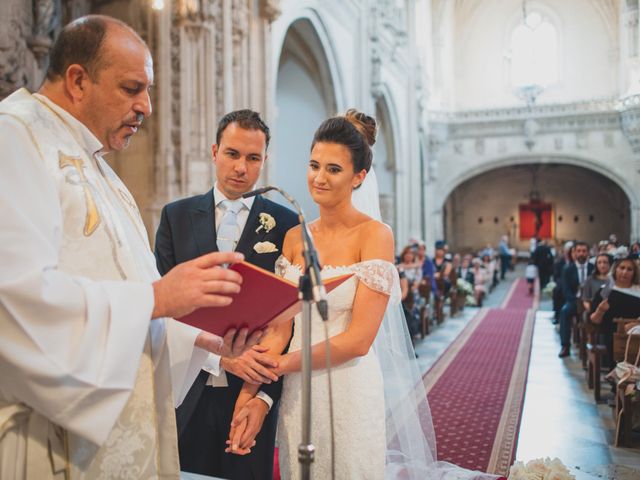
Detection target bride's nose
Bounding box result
[314,169,327,185]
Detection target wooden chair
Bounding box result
[612,319,640,447]
[613,318,640,363]
[448,270,459,316]
[586,335,607,402]
[573,301,584,348]
[417,278,432,338]
[615,378,638,447]
[585,310,606,401]
[434,277,446,325]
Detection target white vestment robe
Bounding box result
[0,89,208,479]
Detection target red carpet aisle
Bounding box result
[422,279,537,476]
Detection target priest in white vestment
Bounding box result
[0,15,257,479]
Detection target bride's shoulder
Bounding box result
[358,220,394,263]
[358,218,393,243]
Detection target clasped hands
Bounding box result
[225,353,288,456]
[150,250,285,455]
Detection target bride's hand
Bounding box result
[269,353,290,377]
[220,345,279,384]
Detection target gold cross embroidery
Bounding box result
[58,152,101,236]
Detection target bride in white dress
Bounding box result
[229,110,498,480]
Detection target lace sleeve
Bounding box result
[352,260,402,305]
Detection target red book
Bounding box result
[176,261,353,336]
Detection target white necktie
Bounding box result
[579,264,585,283]
[217,200,243,252]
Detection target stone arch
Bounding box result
[270,10,343,218]
[439,154,640,212]
[374,88,401,231]
[271,7,345,111]
[439,155,637,250]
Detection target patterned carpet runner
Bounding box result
[423,279,536,476]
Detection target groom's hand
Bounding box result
[226,398,269,454]
[221,345,279,384]
[194,328,265,357]
[220,327,263,358]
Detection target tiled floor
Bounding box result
[414,270,640,480]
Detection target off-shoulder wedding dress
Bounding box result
[276,257,392,479]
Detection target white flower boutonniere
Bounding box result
[253,241,278,254]
[255,212,276,233]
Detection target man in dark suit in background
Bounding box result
[532,239,554,288]
[155,110,299,479]
[558,241,593,358]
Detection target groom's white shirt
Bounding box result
[200,183,273,408]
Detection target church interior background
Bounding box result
[3,0,640,478]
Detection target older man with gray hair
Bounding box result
[0,15,263,478]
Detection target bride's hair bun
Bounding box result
[344,109,377,148]
[311,108,377,175]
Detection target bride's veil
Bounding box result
[352,167,437,477]
[352,168,497,480]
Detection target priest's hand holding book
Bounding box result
[150,251,266,361]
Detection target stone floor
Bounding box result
[414,269,640,480]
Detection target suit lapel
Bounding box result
[235,195,265,261]
[189,189,218,256]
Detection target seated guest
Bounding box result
[398,269,419,338]
[419,246,439,299]
[433,240,452,296]
[451,253,461,274]
[398,245,422,285]
[581,253,612,314]
[482,253,498,291]
[458,254,475,285]
[559,241,593,358]
[471,258,487,307]
[590,256,640,368]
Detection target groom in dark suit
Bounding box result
[155,110,298,479]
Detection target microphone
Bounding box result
[242,186,275,198]
[245,185,328,320]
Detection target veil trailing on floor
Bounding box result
[352,168,498,480]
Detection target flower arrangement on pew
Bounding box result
[456,277,475,306]
[541,281,556,299]
[508,457,575,480]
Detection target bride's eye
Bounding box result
[309,161,319,170]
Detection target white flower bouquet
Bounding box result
[456,278,474,295]
[541,281,556,298]
[508,457,575,480]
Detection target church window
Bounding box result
[507,11,559,88]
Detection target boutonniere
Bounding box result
[253,241,278,254]
[255,212,276,233]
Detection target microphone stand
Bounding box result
[242,186,328,480]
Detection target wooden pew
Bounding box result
[612,318,640,447]
[449,270,459,316]
[434,277,446,325]
[418,278,432,338]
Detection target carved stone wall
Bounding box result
[0,0,99,99]
[0,0,280,241]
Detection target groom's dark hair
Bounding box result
[216,109,271,149]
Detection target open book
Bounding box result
[176,261,353,336]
